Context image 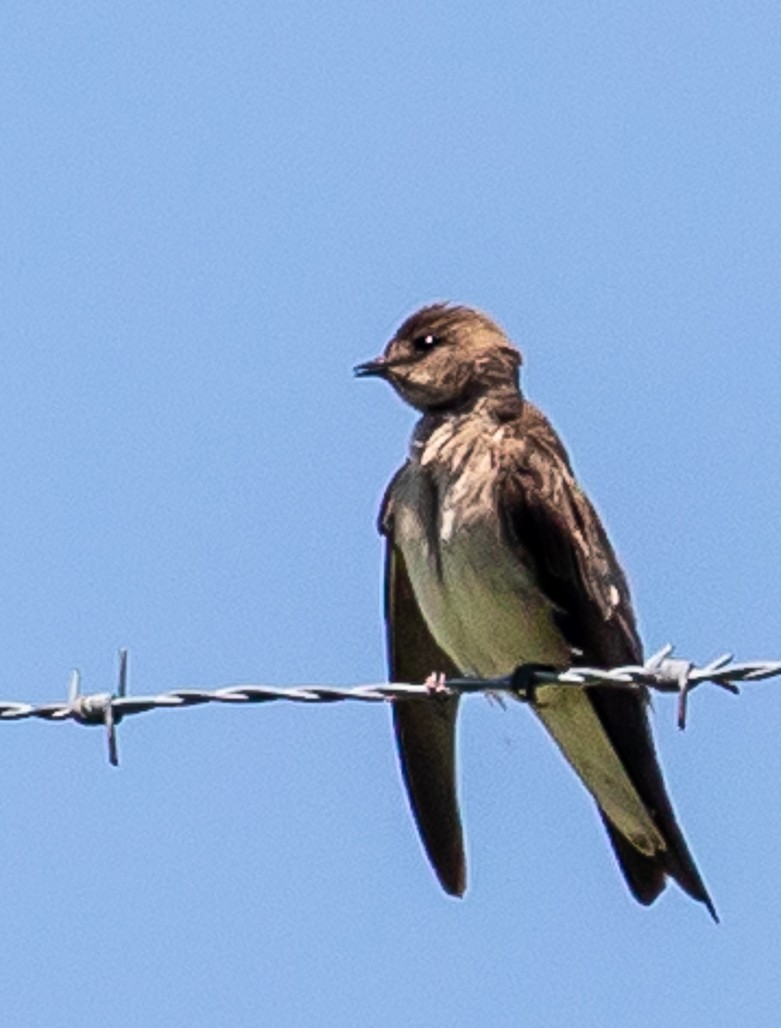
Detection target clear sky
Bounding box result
[2,3,780,1025]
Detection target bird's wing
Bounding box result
[499,404,715,917]
[380,474,466,896]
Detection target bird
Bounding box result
[354,302,716,919]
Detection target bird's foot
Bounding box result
[424,671,449,697]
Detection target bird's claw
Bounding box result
[424,671,449,697]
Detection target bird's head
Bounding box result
[354,303,522,414]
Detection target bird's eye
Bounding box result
[412,333,440,353]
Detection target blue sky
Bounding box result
[2,2,780,1025]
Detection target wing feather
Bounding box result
[499,404,716,918]
[381,477,466,896]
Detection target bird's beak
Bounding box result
[353,356,388,378]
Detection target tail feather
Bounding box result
[589,686,718,921]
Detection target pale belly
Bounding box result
[396,505,571,678]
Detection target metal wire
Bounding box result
[2,645,778,766]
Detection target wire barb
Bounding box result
[62,650,127,765]
[1,646,777,765]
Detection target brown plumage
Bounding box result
[355,302,716,919]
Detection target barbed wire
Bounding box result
[1,645,778,767]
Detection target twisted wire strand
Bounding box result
[2,645,778,766]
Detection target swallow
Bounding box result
[355,302,716,919]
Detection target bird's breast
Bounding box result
[392,428,570,677]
